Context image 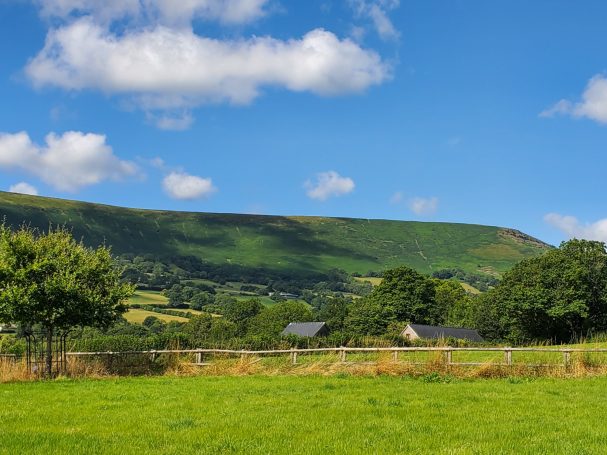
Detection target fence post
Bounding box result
[290,348,298,365]
[392,350,398,362]
[445,349,452,366]
[504,349,512,366]
[340,347,346,362]
[196,351,202,364]
[563,350,571,369]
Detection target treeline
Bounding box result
[132,239,607,346]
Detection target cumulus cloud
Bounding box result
[162,171,217,200]
[305,171,355,201]
[349,0,400,41]
[541,75,607,124]
[408,196,438,216]
[37,0,270,25]
[0,131,138,192]
[8,182,39,196]
[544,213,607,242]
[26,20,389,109]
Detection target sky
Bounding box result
[1,0,607,246]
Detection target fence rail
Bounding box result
[47,346,607,368]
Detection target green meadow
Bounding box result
[1,375,606,454]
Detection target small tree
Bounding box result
[0,225,133,377]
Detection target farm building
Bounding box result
[0,324,16,333]
[282,322,329,337]
[401,324,483,342]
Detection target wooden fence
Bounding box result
[45,346,607,368]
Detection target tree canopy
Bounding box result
[0,225,133,375]
[477,239,607,343]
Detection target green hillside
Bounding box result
[0,192,550,277]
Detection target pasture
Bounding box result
[0,375,606,454]
[127,290,169,306]
[122,308,189,324]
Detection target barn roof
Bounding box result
[282,322,328,337]
[405,324,484,342]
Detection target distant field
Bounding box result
[127,290,168,306]
[354,276,383,286]
[460,282,481,294]
[1,375,606,454]
[123,308,189,324]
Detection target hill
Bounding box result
[0,192,550,279]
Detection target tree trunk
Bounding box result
[45,325,53,379]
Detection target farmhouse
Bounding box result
[401,324,483,342]
[282,322,329,337]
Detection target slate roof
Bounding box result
[405,324,484,342]
[282,322,329,337]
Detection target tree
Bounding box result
[434,280,475,328]
[0,225,133,377]
[316,296,350,332]
[223,298,263,336]
[248,301,313,337]
[343,266,440,336]
[477,239,607,343]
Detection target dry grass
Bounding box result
[0,359,31,383]
[5,349,607,383]
[165,351,607,380]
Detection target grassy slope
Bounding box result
[1,375,606,454]
[0,192,550,276]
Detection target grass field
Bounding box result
[1,375,606,454]
[127,290,169,306]
[0,191,550,277]
[354,276,383,286]
[123,308,189,324]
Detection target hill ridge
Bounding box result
[0,191,551,277]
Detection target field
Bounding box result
[127,290,169,305]
[1,375,606,454]
[0,191,550,277]
[122,308,189,324]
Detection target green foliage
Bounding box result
[435,280,476,327]
[223,298,263,336]
[316,296,350,332]
[248,301,313,337]
[0,225,133,332]
[477,239,607,343]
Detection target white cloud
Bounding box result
[541,75,607,124]
[0,131,138,192]
[389,191,403,204]
[150,112,194,131]
[37,0,270,25]
[544,213,607,242]
[539,99,573,118]
[162,171,217,200]
[26,20,389,111]
[408,196,438,216]
[349,0,400,41]
[8,182,39,196]
[305,171,355,201]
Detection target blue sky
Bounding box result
[1,0,607,246]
